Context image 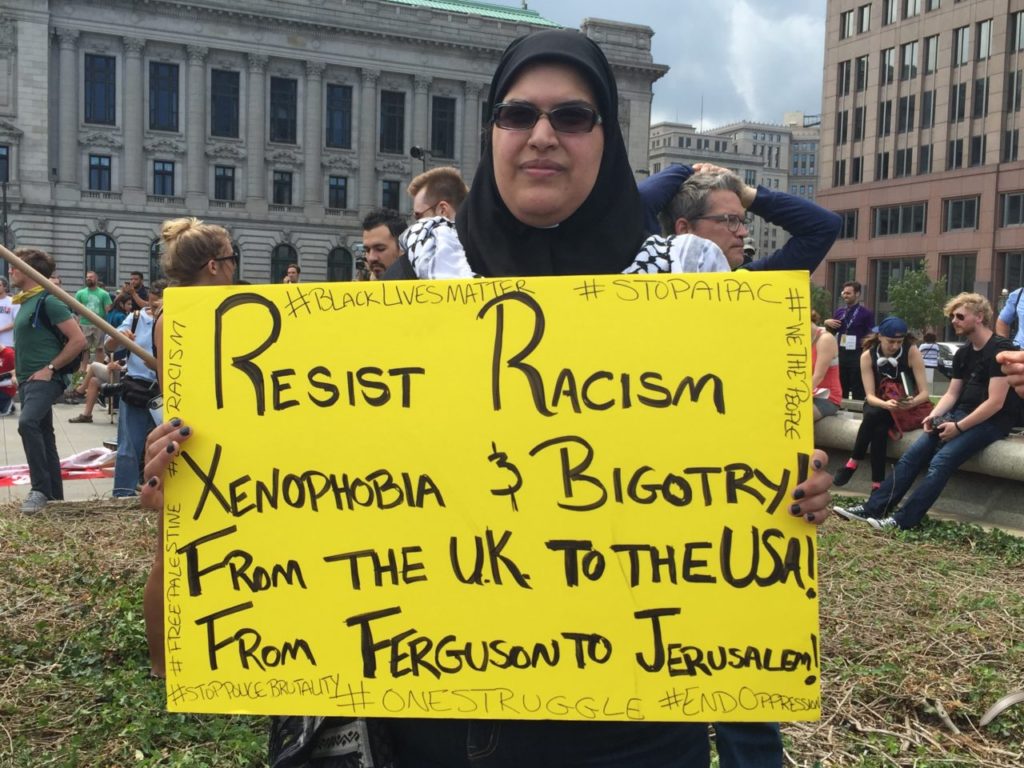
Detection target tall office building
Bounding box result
[818,0,1024,316]
[0,0,666,285]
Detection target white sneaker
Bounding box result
[868,516,899,530]
[20,490,49,514]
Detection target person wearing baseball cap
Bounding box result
[832,315,929,491]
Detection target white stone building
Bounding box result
[0,0,666,285]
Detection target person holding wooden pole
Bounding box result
[0,244,157,514]
[9,248,88,513]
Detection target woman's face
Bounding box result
[205,236,237,286]
[492,62,604,228]
[879,335,904,355]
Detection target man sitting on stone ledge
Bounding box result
[836,293,1018,530]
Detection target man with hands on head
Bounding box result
[641,162,841,271]
[642,161,841,768]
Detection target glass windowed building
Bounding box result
[819,0,1024,317]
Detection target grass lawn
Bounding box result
[1,499,1022,767]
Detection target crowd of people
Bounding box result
[6,26,1024,768]
[832,292,1022,530]
[804,271,1023,534]
[0,256,165,512]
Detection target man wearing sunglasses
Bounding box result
[385,167,471,281]
[642,163,841,272]
[407,166,468,225]
[836,293,1019,530]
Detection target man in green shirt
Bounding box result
[11,248,87,513]
[74,270,112,374]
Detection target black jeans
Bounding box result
[389,719,710,767]
[715,722,782,767]
[851,404,896,482]
[837,350,864,399]
[18,379,65,499]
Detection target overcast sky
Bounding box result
[528,0,827,130]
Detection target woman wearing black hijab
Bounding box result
[403,28,732,281]
[389,28,834,768]
[140,27,834,768]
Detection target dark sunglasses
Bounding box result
[949,312,967,321]
[412,203,438,222]
[492,101,602,133]
[210,254,238,267]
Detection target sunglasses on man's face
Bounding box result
[492,101,603,133]
[950,312,968,321]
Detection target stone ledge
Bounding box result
[816,414,1024,483]
[815,412,1024,531]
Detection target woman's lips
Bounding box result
[520,159,564,176]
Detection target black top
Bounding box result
[871,340,913,383]
[952,334,1018,430]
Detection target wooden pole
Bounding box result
[0,243,158,369]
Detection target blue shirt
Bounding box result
[116,309,158,382]
[998,287,1024,347]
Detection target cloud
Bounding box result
[528,0,826,128]
[723,1,825,124]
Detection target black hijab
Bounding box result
[455,29,647,277]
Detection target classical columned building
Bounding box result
[0,0,666,284]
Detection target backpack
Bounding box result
[1007,287,1022,342]
[30,293,79,377]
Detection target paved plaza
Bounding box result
[0,400,121,504]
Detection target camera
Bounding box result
[100,382,124,398]
[929,414,954,430]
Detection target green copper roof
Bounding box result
[386,0,560,27]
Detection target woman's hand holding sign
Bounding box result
[791,448,833,525]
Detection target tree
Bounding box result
[810,283,833,323]
[887,264,949,335]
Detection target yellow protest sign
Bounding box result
[163,271,819,722]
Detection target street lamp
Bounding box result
[410,145,432,172]
[0,181,8,249]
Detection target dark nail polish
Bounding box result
[166,443,176,454]
[790,503,801,515]
[179,426,191,436]
[792,488,805,500]
[806,513,815,521]
[147,477,158,487]
[813,459,823,470]
[170,417,182,427]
